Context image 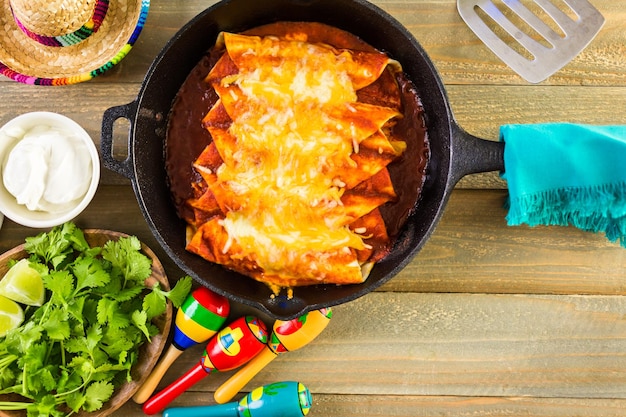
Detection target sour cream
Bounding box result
[2,125,92,213]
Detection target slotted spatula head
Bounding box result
[458,0,605,83]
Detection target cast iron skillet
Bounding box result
[101,0,505,320]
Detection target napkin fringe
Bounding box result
[506,181,626,248]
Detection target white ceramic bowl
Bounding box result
[0,112,100,228]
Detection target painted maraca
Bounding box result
[143,315,269,415]
[133,287,230,403]
[163,381,312,417]
[214,308,332,404]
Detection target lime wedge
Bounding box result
[0,258,45,306]
[0,294,24,337]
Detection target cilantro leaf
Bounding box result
[24,365,57,396]
[142,275,193,319]
[71,256,110,295]
[41,309,70,341]
[24,222,83,269]
[9,321,44,355]
[101,236,152,286]
[22,343,48,377]
[64,391,85,413]
[43,271,74,303]
[65,296,86,325]
[142,291,166,320]
[83,381,114,412]
[112,285,143,303]
[85,325,103,355]
[96,299,130,329]
[25,394,59,417]
[164,276,193,308]
[131,310,151,340]
[100,328,134,360]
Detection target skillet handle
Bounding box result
[101,101,138,180]
[451,124,505,184]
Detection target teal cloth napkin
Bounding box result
[500,123,626,247]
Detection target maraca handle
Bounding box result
[133,345,184,404]
[163,403,238,417]
[143,362,208,415]
[213,348,277,404]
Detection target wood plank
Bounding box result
[3,186,623,296]
[117,393,626,417]
[118,292,626,400]
[96,0,626,87]
[1,0,623,86]
[447,83,626,189]
[379,0,626,86]
[0,83,139,185]
[309,395,626,417]
[386,188,626,295]
[0,185,185,281]
[0,83,623,188]
[448,85,626,143]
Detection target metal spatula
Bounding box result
[457,0,605,83]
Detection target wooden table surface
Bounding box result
[1,1,625,416]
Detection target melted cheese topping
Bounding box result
[216,34,371,273]
[192,32,404,284]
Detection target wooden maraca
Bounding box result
[143,315,269,415]
[214,308,332,404]
[133,287,230,403]
[163,381,312,417]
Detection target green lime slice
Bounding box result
[0,294,24,337]
[0,259,45,306]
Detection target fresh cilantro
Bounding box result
[131,310,151,340]
[41,309,70,341]
[143,276,192,320]
[83,381,114,412]
[101,236,152,286]
[0,222,192,416]
[71,256,110,295]
[23,222,86,269]
[158,277,192,308]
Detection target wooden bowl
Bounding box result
[0,229,173,417]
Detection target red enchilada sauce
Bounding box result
[165,22,429,266]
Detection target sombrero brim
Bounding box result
[0,0,150,85]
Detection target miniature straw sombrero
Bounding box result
[0,0,150,85]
